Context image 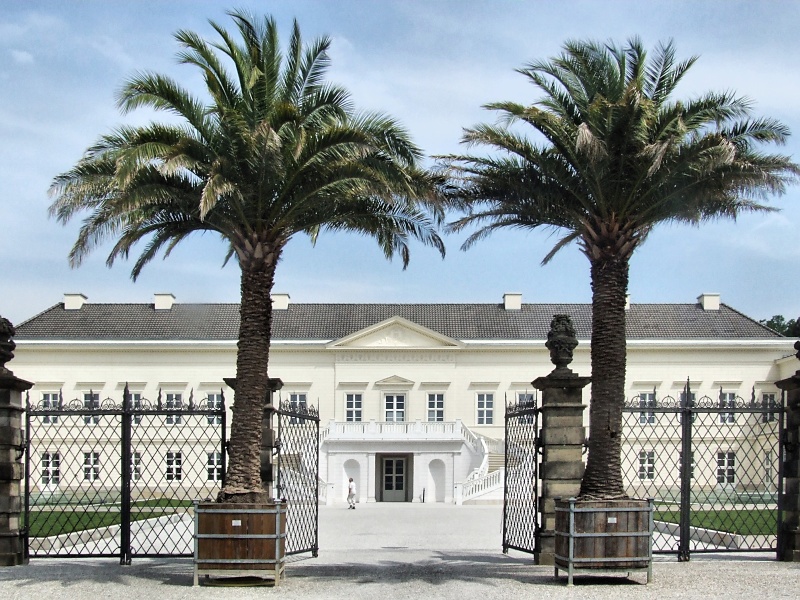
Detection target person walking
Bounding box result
[347,477,357,509]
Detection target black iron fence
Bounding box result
[622,381,784,559]
[24,386,226,563]
[502,395,540,555]
[275,399,320,557]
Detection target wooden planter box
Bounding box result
[554,497,653,586]
[193,501,286,586]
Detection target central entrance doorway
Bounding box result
[379,454,412,501]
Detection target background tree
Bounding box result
[443,38,797,499]
[49,11,444,503]
[761,315,800,337]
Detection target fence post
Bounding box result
[532,315,589,565]
[776,341,800,561]
[119,384,132,565]
[678,379,694,562]
[0,317,32,566]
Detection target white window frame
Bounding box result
[679,392,697,423]
[207,451,223,482]
[719,392,736,424]
[131,451,141,483]
[131,392,142,425]
[517,392,536,424]
[41,451,60,486]
[477,393,494,425]
[288,392,307,424]
[384,394,405,422]
[717,450,736,485]
[427,393,444,422]
[764,451,773,484]
[638,392,656,425]
[166,451,182,482]
[83,392,100,425]
[638,450,655,480]
[165,393,182,425]
[207,393,223,425]
[761,392,778,423]
[42,392,59,424]
[345,393,362,422]
[83,451,100,482]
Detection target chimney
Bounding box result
[272,294,290,310]
[63,293,87,310]
[503,293,522,311]
[154,293,176,310]
[625,294,631,310]
[697,293,720,311]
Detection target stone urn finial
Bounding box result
[546,314,578,374]
[0,316,15,375]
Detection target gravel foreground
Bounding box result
[2,504,798,599]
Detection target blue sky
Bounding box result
[1,0,799,327]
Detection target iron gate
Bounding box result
[24,386,226,563]
[502,394,540,555]
[275,399,320,557]
[622,380,784,559]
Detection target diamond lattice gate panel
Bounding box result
[24,389,226,562]
[622,382,784,559]
[503,396,540,555]
[275,400,319,557]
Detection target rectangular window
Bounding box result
[638,392,656,425]
[477,393,494,425]
[207,393,223,425]
[288,392,307,424]
[166,451,182,481]
[42,393,59,424]
[717,451,736,484]
[83,392,100,425]
[131,393,142,425]
[165,393,182,425]
[83,451,100,482]
[719,392,736,424]
[638,450,655,480]
[764,451,773,483]
[761,393,778,423]
[41,451,60,486]
[207,452,223,482]
[385,394,405,422]
[678,451,695,479]
[131,451,141,483]
[427,393,444,422]
[517,392,536,424]
[345,393,362,422]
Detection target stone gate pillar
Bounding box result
[777,340,800,562]
[532,315,589,566]
[0,317,32,566]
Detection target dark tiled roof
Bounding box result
[13,301,781,342]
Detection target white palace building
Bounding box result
[11,292,798,505]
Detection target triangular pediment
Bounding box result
[328,316,462,349]
[374,375,415,386]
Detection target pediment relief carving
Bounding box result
[328,317,462,349]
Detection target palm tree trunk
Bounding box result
[579,255,629,499]
[218,262,276,503]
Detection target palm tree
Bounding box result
[49,11,444,503]
[442,38,797,499]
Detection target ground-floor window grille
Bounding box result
[41,451,60,485]
[83,451,100,481]
[166,451,182,481]
[207,451,223,482]
[717,450,736,484]
[638,450,655,480]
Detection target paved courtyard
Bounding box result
[2,503,799,599]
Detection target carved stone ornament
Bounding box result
[546,314,579,372]
[0,316,15,373]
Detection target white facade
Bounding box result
[11,293,797,504]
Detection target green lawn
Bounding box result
[654,508,776,536]
[25,505,188,537]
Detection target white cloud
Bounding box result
[10,49,33,64]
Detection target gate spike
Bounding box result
[188,388,194,410]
